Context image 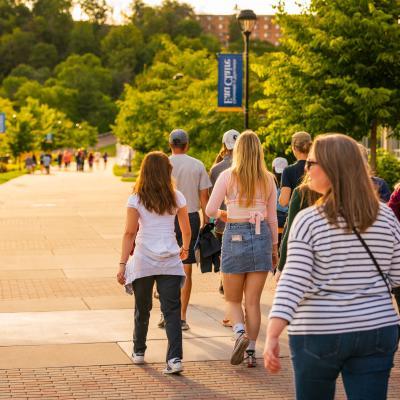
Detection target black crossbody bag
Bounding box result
[352,227,392,298]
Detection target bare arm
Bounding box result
[117,208,139,284]
[263,317,289,374]
[199,188,209,226]
[177,205,191,259]
[278,186,291,208]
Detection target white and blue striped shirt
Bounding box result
[270,203,400,335]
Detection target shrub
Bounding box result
[375,149,400,190]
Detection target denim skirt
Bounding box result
[221,221,273,274]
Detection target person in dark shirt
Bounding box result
[279,131,312,208]
[358,144,391,202]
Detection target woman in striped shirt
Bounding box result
[264,134,400,400]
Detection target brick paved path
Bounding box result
[1,162,399,400]
[1,353,399,400]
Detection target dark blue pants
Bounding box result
[132,275,182,362]
[289,325,399,400]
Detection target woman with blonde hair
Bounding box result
[264,134,400,400]
[117,151,191,374]
[206,130,278,367]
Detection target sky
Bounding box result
[73,1,310,24]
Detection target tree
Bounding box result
[31,0,73,57]
[113,37,242,168]
[101,24,144,95]
[77,0,110,25]
[254,0,400,169]
[50,53,117,132]
[0,28,35,78]
[68,21,100,55]
[29,42,58,69]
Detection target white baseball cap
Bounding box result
[222,129,240,150]
[272,157,288,174]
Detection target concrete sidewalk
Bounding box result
[0,161,398,399]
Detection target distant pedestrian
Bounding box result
[94,151,101,169]
[160,129,211,331]
[32,154,37,170]
[43,153,52,175]
[57,152,63,169]
[103,152,108,169]
[279,131,312,208]
[117,151,191,374]
[88,152,94,171]
[207,130,278,368]
[24,155,34,174]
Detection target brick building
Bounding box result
[196,14,282,46]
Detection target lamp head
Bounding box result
[237,9,257,34]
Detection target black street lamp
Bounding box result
[237,9,257,130]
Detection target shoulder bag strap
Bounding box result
[352,227,392,298]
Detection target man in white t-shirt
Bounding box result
[158,129,211,331]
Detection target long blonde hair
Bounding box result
[134,151,177,214]
[313,134,379,232]
[230,130,273,207]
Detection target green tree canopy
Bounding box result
[113,37,242,167]
[254,0,400,168]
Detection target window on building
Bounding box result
[219,24,223,29]
[264,24,269,29]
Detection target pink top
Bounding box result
[206,169,278,244]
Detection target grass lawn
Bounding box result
[113,164,137,182]
[0,169,26,184]
[98,143,116,157]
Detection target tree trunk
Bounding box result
[370,120,377,173]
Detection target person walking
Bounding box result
[264,133,400,400]
[279,131,312,208]
[160,129,211,331]
[358,144,391,202]
[209,129,240,326]
[206,130,278,368]
[88,152,94,171]
[42,153,52,175]
[103,152,108,169]
[276,178,321,280]
[389,183,400,312]
[117,151,191,374]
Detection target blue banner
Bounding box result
[0,113,5,133]
[217,54,243,111]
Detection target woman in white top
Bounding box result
[264,134,400,400]
[206,130,278,367]
[117,151,191,374]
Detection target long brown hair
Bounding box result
[313,134,379,232]
[134,151,177,214]
[230,130,273,207]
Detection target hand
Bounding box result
[263,336,281,373]
[179,247,189,260]
[117,264,126,285]
[219,210,227,223]
[272,252,278,269]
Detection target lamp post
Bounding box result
[237,9,257,130]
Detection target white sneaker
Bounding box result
[163,358,183,374]
[131,352,145,365]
